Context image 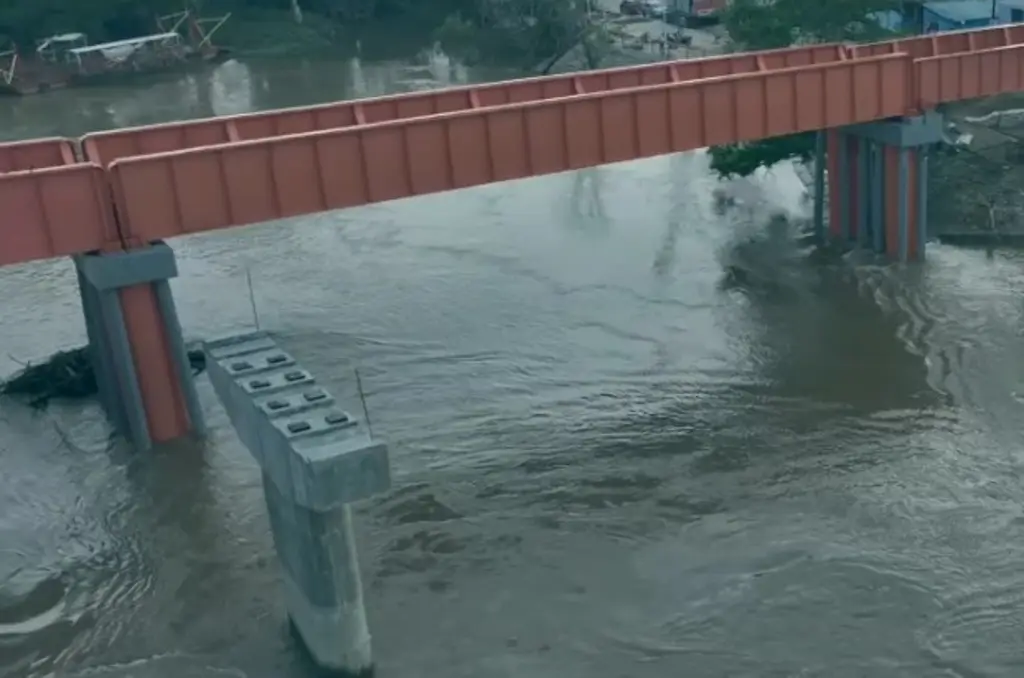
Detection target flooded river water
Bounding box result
[4,50,1024,678]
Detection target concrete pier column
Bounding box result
[203,331,391,675]
[869,140,885,255]
[812,130,826,243]
[826,132,871,245]
[74,242,204,449]
[826,129,844,241]
[826,111,943,261]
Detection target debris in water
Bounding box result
[1,346,206,410]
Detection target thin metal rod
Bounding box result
[246,267,261,331]
[354,368,374,440]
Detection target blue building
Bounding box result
[996,0,1024,23]
[921,0,997,31]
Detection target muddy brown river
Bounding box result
[3,50,1024,678]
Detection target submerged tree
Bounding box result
[709,0,901,178]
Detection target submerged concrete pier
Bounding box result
[75,242,204,449]
[819,111,944,261]
[204,331,390,674]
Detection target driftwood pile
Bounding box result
[1,346,206,409]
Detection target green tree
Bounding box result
[708,0,901,178]
[0,0,578,63]
[0,0,252,47]
[435,0,590,67]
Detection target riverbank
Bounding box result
[214,9,444,59]
[927,96,1024,240]
[212,9,340,57]
[544,13,727,73]
[786,99,1024,245]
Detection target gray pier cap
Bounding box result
[204,330,391,510]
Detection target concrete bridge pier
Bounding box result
[823,111,944,261]
[204,331,391,675]
[74,242,204,449]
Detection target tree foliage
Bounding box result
[709,132,817,178]
[723,0,899,48]
[0,0,482,48]
[0,0,584,68]
[434,0,588,66]
[708,0,900,178]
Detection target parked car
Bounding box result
[619,0,668,18]
[619,0,644,16]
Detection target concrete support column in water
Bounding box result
[74,242,204,449]
[204,331,391,675]
[824,111,944,261]
[813,130,826,244]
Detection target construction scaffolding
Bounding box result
[0,46,15,86]
[157,9,231,57]
[0,8,231,95]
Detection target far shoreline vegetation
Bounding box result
[0,0,596,66]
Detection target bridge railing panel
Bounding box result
[81,119,232,167]
[756,45,846,70]
[233,45,847,140]
[106,55,910,244]
[852,24,1024,60]
[0,138,77,172]
[78,45,851,166]
[0,164,118,266]
[578,44,845,90]
[916,43,1024,109]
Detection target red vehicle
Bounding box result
[620,0,728,23]
[687,0,729,18]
